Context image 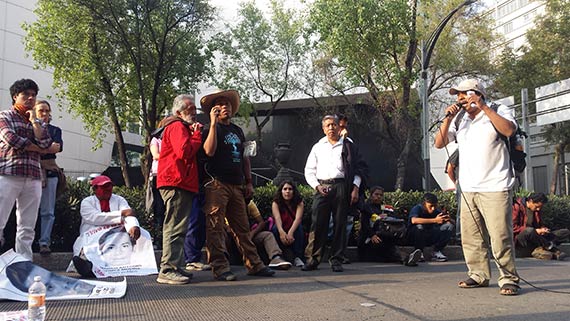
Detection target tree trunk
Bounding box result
[394,135,412,191]
[109,109,131,187]
[549,144,562,194]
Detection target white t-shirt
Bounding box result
[447,103,516,192]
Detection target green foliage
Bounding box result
[541,195,570,231]
[24,0,213,183]
[210,0,309,142]
[308,0,498,189]
[51,180,160,252]
[49,182,570,252]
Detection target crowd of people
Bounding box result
[1,78,569,297]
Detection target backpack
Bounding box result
[453,102,527,173]
[490,103,527,173]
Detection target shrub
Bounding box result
[42,182,570,252]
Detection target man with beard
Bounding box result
[156,94,203,284]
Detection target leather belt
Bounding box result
[318,178,345,185]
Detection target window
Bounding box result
[532,166,548,194]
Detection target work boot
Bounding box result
[531,246,554,260]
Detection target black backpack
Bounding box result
[453,102,527,173]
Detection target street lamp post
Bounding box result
[421,0,477,191]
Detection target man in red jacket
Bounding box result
[513,192,569,260]
[156,94,202,285]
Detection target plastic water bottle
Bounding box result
[28,276,46,321]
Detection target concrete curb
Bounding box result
[31,243,570,271]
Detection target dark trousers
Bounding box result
[408,223,454,252]
[150,176,166,227]
[515,228,570,251]
[357,242,403,263]
[271,224,305,260]
[184,194,206,264]
[305,182,348,266]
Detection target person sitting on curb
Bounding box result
[70,175,140,278]
[407,193,454,263]
[225,200,292,270]
[513,192,569,260]
[271,180,306,268]
[358,186,420,266]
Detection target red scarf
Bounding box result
[94,185,113,212]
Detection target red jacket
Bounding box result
[157,119,201,192]
[512,197,543,239]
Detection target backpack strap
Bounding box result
[453,109,466,143]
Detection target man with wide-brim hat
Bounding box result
[201,89,275,281]
[200,89,240,117]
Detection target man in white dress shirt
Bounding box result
[303,114,365,272]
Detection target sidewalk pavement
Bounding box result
[1,256,569,321]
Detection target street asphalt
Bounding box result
[1,257,569,321]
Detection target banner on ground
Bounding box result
[79,224,157,278]
[0,250,126,302]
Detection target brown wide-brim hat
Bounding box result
[199,89,240,116]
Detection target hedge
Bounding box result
[5,181,567,252]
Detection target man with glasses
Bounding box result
[155,94,202,285]
[434,79,520,296]
[0,79,58,261]
[303,114,366,272]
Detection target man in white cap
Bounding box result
[434,78,520,295]
[201,89,274,281]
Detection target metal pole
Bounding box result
[420,0,476,191]
[421,44,430,191]
[520,88,532,190]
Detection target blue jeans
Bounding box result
[408,222,454,252]
[271,224,305,259]
[184,194,206,263]
[39,176,58,246]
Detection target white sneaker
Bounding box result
[432,250,448,262]
[293,257,304,267]
[186,261,212,271]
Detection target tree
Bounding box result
[210,0,308,147]
[493,0,570,194]
[309,0,497,190]
[24,0,212,186]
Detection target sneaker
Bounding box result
[186,261,212,271]
[249,267,275,277]
[293,257,304,267]
[156,270,190,285]
[418,252,425,262]
[39,245,51,256]
[405,249,422,266]
[216,271,237,281]
[554,251,567,261]
[432,250,448,262]
[178,268,194,279]
[268,256,292,270]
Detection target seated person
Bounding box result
[357,186,420,266]
[513,192,569,260]
[271,180,305,267]
[70,175,141,277]
[225,200,292,270]
[407,193,454,262]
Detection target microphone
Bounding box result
[428,102,464,132]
